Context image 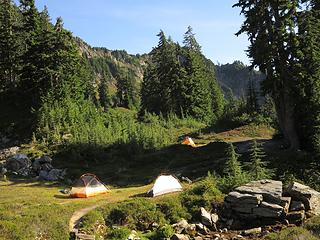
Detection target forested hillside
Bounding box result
[2,0,320,239]
[77,38,264,107]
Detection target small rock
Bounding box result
[211,213,219,224]
[171,233,189,240]
[242,227,262,235]
[181,176,192,184]
[172,219,188,234]
[221,228,228,233]
[195,223,209,234]
[232,235,244,240]
[212,233,220,238]
[184,224,196,236]
[200,207,212,226]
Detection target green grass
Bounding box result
[0,124,278,239]
[0,180,150,240]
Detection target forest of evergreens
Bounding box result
[2,0,320,239]
[1,0,319,163]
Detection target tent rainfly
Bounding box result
[181,136,196,147]
[70,173,109,198]
[147,175,183,197]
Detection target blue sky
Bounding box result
[31,0,249,64]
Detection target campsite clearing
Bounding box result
[0,180,150,240]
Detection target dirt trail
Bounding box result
[69,204,102,232]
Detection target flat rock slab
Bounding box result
[286,182,320,215]
[253,201,284,218]
[235,179,282,204]
[225,191,263,205]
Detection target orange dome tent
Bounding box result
[181,136,196,147]
[70,173,109,198]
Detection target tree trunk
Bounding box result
[274,86,300,150]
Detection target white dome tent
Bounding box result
[147,175,183,197]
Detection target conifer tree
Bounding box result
[246,75,259,114]
[141,30,185,116]
[141,62,160,114]
[245,140,273,180]
[116,68,139,109]
[234,0,300,149]
[182,27,212,121]
[222,143,248,190]
[295,2,320,156]
[224,143,242,178]
[183,26,224,122]
[98,80,112,110]
[0,0,21,90]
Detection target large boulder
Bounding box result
[39,168,66,181]
[252,201,284,218]
[32,156,53,173]
[6,154,32,176]
[285,182,320,215]
[225,191,262,214]
[235,180,283,204]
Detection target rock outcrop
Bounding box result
[285,182,320,216]
[223,180,320,229]
[3,154,66,181]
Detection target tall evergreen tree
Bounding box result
[141,30,185,116]
[0,0,20,90]
[116,68,139,109]
[234,0,301,149]
[295,2,320,156]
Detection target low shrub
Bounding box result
[181,173,223,218]
[106,226,131,240]
[157,196,191,223]
[79,210,106,237]
[156,224,175,238]
[105,198,166,231]
[304,216,320,236]
[265,227,318,240]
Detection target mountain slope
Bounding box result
[76,38,264,101]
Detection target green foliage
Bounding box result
[37,98,175,150]
[0,0,21,91]
[105,198,166,231]
[245,140,274,180]
[106,227,131,240]
[265,227,318,240]
[79,210,105,236]
[181,173,223,218]
[156,224,175,239]
[157,196,190,223]
[304,216,320,236]
[141,27,224,123]
[219,143,249,192]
